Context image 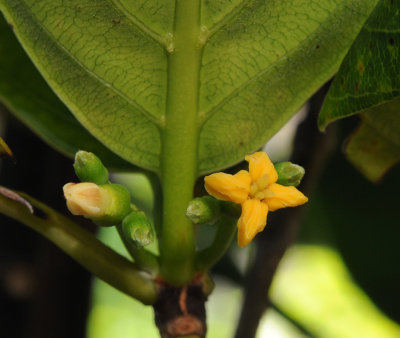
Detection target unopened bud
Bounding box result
[122,211,154,247]
[73,151,109,185]
[63,182,131,226]
[186,196,220,224]
[275,162,305,187]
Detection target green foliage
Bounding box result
[346,98,400,181]
[0,0,377,174]
[319,0,400,181]
[0,14,132,171]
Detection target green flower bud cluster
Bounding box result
[275,161,305,187]
[64,150,154,247]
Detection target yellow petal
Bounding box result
[234,170,252,186]
[265,183,308,211]
[237,199,269,247]
[245,152,278,183]
[204,172,250,204]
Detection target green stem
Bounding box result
[116,224,160,275]
[148,171,163,233]
[0,191,157,305]
[159,0,202,285]
[196,215,237,271]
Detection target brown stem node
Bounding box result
[153,278,207,338]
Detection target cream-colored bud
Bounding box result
[63,182,131,226]
[63,182,109,217]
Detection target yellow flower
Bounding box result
[204,152,308,247]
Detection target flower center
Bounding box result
[249,174,275,200]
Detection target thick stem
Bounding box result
[153,280,207,338]
[0,190,157,305]
[160,0,202,285]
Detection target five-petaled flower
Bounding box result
[204,152,308,247]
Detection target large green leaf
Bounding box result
[0,0,378,174]
[0,14,133,170]
[197,0,378,173]
[319,0,399,128]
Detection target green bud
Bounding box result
[63,182,131,226]
[186,196,220,224]
[275,161,305,187]
[73,150,109,185]
[122,211,154,247]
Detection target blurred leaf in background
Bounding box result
[301,135,400,324]
[319,0,400,181]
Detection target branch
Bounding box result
[0,189,157,305]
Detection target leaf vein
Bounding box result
[207,0,255,39]
[108,0,167,49]
[22,2,163,126]
[201,16,337,124]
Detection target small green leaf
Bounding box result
[345,98,400,182]
[319,0,400,129]
[0,14,133,171]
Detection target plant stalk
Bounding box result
[196,214,237,271]
[160,0,202,285]
[116,224,160,275]
[0,190,157,305]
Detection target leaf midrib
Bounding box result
[16,1,163,127]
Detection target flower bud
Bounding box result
[73,151,109,185]
[122,211,154,247]
[275,162,305,187]
[186,196,220,225]
[63,182,131,226]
